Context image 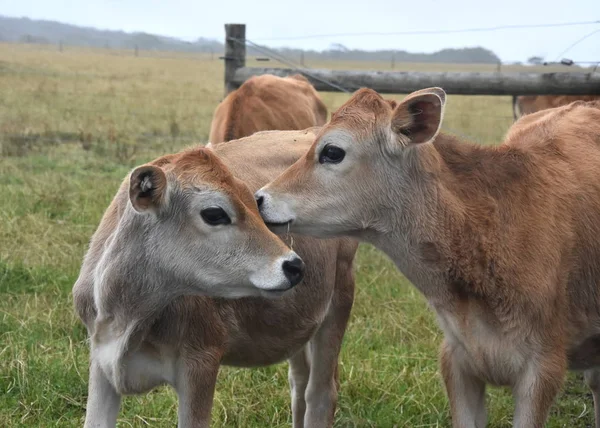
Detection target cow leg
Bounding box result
[288,345,311,428]
[83,360,121,428]
[303,264,354,428]
[175,350,221,428]
[440,339,487,428]
[511,353,566,428]
[584,368,600,428]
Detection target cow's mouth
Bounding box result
[260,287,292,299]
[264,220,292,228]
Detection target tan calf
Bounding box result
[513,94,600,120]
[257,88,600,427]
[73,128,357,428]
[209,74,328,144]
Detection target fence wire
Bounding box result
[230,37,354,93]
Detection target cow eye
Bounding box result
[200,207,231,226]
[319,145,346,164]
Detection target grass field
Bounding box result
[0,42,594,427]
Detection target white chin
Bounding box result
[259,288,292,299]
[213,285,263,299]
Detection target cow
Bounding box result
[256,87,600,428]
[73,127,357,428]
[209,74,328,144]
[512,95,600,120]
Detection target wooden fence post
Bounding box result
[224,24,246,97]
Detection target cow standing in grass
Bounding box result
[209,74,328,144]
[73,128,356,428]
[257,88,600,428]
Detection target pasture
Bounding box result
[0,43,593,426]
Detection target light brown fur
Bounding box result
[258,89,600,427]
[512,94,600,120]
[73,128,357,428]
[209,74,328,143]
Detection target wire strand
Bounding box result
[553,28,600,62]
[231,37,354,93]
[242,38,354,93]
[252,20,600,41]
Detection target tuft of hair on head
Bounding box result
[386,99,398,109]
[330,88,389,125]
[289,74,310,83]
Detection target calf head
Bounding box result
[255,87,446,239]
[127,147,304,298]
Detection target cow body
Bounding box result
[209,74,327,143]
[258,89,600,427]
[513,94,600,120]
[74,128,357,428]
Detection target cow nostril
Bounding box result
[256,195,264,209]
[282,257,305,287]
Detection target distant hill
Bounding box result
[0,15,501,64]
[0,16,222,52]
[276,46,501,64]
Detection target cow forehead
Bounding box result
[333,88,389,117]
[151,147,258,215]
[321,90,391,141]
[312,117,379,154]
[150,148,230,187]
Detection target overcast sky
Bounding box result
[2,0,599,62]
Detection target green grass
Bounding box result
[0,42,594,427]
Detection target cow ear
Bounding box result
[391,87,446,145]
[129,165,167,212]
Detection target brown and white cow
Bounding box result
[257,88,600,427]
[209,74,328,144]
[73,128,357,428]
[512,94,600,120]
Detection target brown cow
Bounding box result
[257,88,600,427]
[209,74,328,144]
[513,94,600,120]
[73,128,357,428]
